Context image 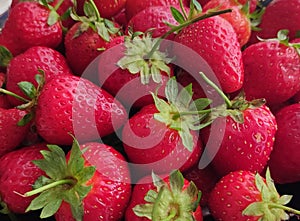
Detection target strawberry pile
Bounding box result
[0,0,300,220]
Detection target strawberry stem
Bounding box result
[268,203,300,216]
[172,109,211,120]
[54,0,65,11]
[24,178,76,197]
[0,88,30,103]
[162,207,177,221]
[89,0,101,21]
[179,0,188,20]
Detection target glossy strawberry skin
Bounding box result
[125,174,203,221]
[0,108,30,157]
[268,103,300,184]
[55,142,131,221]
[122,104,202,175]
[242,41,300,107]
[208,170,262,221]
[0,2,62,55]
[6,46,73,106]
[0,144,47,213]
[35,75,127,145]
[174,16,244,94]
[201,105,277,177]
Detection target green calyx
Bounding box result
[152,76,212,151]
[117,34,173,85]
[243,168,300,220]
[0,46,13,67]
[24,137,96,221]
[133,170,201,221]
[70,0,120,41]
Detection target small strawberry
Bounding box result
[268,103,300,184]
[64,0,121,75]
[125,170,203,221]
[5,46,73,106]
[0,1,63,56]
[0,107,31,157]
[122,77,211,175]
[242,30,300,107]
[24,140,131,221]
[208,169,300,221]
[35,74,127,145]
[0,143,47,214]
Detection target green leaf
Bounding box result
[176,83,193,108]
[178,123,194,151]
[60,7,71,21]
[165,77,178,104]
[277,195,293,205]
[95,22,110,42]
[133,204,153,219]
[0,46,13,67]
[40,198,63,218]
[32,176,52,190]
[67,139,86,176]
[75,166,95,184]
[170,7,185,24]
[17,112,34,126]
[191,0,202,12]
[48,10,60,26]
[83,1,97,18]
[63,189,84,221]
[169,170,184,193]
[265,168,280,201]
[242,202,265,216]
[277,29,289,42]
[152,93,172,114]
[151,171,165,191]
[26,190,55,212]
[144,190,158,203]
[189,98,212,111]
[17,81,37,99]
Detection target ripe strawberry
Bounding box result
[0,1,62,56]
[268,103,300,184]
[35,74,127,145]
[125,0,189,21]
[174,16,244,94]
[209,169,300,221]
[24,140,131,221]
[6,46,73,106]
[125,170,203,221]
[98,35,174,108]
[64,0,121,75]
[242,31,300,107]
[249,0,300,44]
[0,108,31,157]
[293,91,300,103]
[122,77,211,175]
[0,143,47,213]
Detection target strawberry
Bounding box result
[249,0,300,44]
[98,34,174,108]
[122,77,211,175]
[293,91,300,103]
[6,46,73,106]
[0,108,31,157]
[24,140,131,221]
[64,0,121,75]
[268,103,300,184]
[208,169,300,221]
[125,0,189,21]
[0,1,63,56]
[242,30,300,108]
[35,74,127,145]
[174,15,244,94]
[0,143,47,214]
[125,170,203,221]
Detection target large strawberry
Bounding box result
[24,140,131,221]
[5,46,73,106]
[0,1,62,56]
[35,74,127,145]
[268,103,300,184]
[0,107,31,157]
[242,30,300,108]
[208,169,300,221]
[64,0,121,75]
[125,170,203,221]
[0,143,47,214]
[122,77,212,175]
[174,15,244,94]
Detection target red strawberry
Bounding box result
[209,169,300,221]
[174,16,244,94]
[24,140,131,221]
[249,0,300,44]
[98,35,174,108]
[0,143,47,213]
[268,103,300,184]
[293,91,300,103]
[6,46,73,106]
[203,0,252,46]
[125,0,189,21]
[35,74,127,145]
[126,6,179,39]
[64,0,121,75]
[0,1,62,56]
[0,108,30,157]
[51,0,76,29]
[125,170,203,221]
[122,77,210,175]
[242,31,300,107]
